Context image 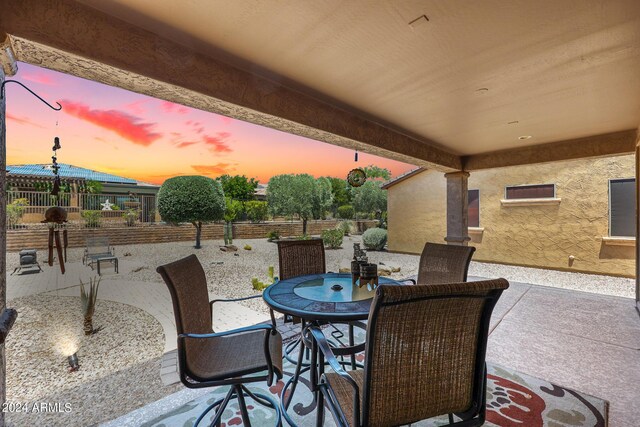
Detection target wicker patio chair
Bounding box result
[157,254,283,426]
[275,238,326,325]
[407,242,476,285]
[276,238,326,280]
[309,278,509,427]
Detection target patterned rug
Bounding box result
[142,353,607,427]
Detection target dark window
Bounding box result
[468,189,479,227]
[610,178,635,237]
[505,184,555,199]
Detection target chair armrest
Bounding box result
[178,323,274,340]
[210,295,262,306]
[308,326,359,391]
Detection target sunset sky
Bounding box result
[5,62,415,185]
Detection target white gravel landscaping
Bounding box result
[5,294,177,427]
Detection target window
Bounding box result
[609,178,635,237]
[505,184,555,199]
[468,189,480,227]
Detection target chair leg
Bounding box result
[235,385,252,427]
[194,387,235,427]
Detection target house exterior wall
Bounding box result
[387,155,635,277]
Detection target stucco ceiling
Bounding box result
[78,0,640,156]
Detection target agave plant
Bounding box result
[80,277,101,335]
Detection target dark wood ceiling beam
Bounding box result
[462,129,638,171]
[0,0,461,171]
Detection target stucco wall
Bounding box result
[387,155,635,277]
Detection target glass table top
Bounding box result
[293,276,378,303]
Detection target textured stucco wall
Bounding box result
[387,155,635,277]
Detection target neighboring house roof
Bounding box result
[254,183,268,197]
[7,163,139,185]
[381,168,426,189]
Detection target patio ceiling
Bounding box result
[1,0,640,170]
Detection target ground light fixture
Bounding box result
[67,352,79,372]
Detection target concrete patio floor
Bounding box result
[99,275,640,427]
[480,276,640,427]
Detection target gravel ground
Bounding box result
[5,295,177,427]
[7,235,632,315]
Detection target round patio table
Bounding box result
[263,273,403,426]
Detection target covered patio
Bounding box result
[1,1,639,426]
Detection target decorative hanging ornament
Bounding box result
[347,149,367,187]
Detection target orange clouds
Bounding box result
[62,100,162,146]
[191,163,235,177]
[176,141,198,148]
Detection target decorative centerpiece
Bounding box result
[351,243,370,285]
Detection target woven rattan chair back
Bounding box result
[416,242,476,285]
[156,254,213,376]
[276,238,326,280]
[361,279,508,427]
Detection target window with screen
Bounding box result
[609,178,635,237]
[468,189,479,227]
[505,184,555,199]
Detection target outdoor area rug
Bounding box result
[141,358,608,427]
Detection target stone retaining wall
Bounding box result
[6,220,379,252]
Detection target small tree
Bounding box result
[352,180,387,218]
[245,200,269,223]
[327,177,351,215]
[268,174,331,235]
[157,176,225,248]
[216,174,259,202]
[362,165,392,181]
[313,177,333,220]
[223,198,242,245]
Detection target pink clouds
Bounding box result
[191,163,235,177]
[124,99,149,115]
[21,72,57,86]
[5,112,45,128]
[160,101,189,115]
[203,132,232,153]
[62,100,162,146]
[219,116,233,125]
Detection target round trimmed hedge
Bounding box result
[362,227,388,250]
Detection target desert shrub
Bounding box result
[81,210,102,228]
[267,230,281,242]
[6,198,29,227]
[244,244,252,250]
[362,227,387,250]
[336,205,355,220]
[245,201,269,223]
[122,209,139,226]
[336,220,353,236]
[321,229,344,249]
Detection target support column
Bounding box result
[444,171,471,246]
[0,36,17,427]
[0,61,7,427]
[636,139,640,314]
